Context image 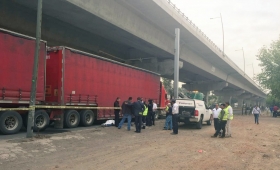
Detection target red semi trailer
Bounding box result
[0,29,167,135]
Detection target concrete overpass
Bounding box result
[0,0,266,106]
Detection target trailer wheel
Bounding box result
[33,110,50,132]
[0,111,23,135]
[80,110,94,126]
[64,110,80,128]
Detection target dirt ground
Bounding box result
[1,113,280,170]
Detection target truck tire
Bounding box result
[80,110,94,126]
[196,117,203,129]
[0,111,23,135]
[33,110,50,132]
[64,110,80,128]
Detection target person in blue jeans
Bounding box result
[252,105,261,124]
[163,103,172,130]
[118,97,133,131]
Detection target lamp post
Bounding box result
[210,13,224,57]
[235,48,245,75]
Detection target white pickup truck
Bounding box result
[176,99,212,129]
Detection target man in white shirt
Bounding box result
[152,100,157,125]
[252,105,261,124]
[171,99,179,135]
[212,104,222,133]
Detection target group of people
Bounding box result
[113,97,179,135]
[212,102,263,138]
[269,105,279,117]
[211,102,233,138]
[113,97,158,133]
[163,100,179,135]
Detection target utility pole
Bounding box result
[174,28,180,99]
[26,0,43,138]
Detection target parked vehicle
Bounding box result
[177,99,212,129]
[0,28,167,135]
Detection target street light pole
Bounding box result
[210,13,224,57]
[174,28,180,99]
[26,0,43,138]
[235,48,245,75]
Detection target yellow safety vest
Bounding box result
[226,105,233,120]
[165,106,169,112]
[143,105,148,116]
[218,108,229,121]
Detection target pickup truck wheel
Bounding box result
[207,118,212,125]
[80,110,94,126]
[0,111,23,135]
[33,110,50,132]
[64,110,80,128]
[196,117,203,129]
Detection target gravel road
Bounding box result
[0,114,280,170]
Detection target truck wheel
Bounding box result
[196,117,203,129]
[206,118,212,125]
[0,111,23,135]
[80,110,94,126]
[64,110,80,128]
[33,110,50,132]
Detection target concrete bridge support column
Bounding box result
[238,98,244,108]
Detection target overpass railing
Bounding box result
[166,0,263,92]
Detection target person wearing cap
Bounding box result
[171,99,179,135]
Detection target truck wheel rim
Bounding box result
[4,116,18,131]
[35,115,46,128]
[85,113,93,123]
[69,114,78,125]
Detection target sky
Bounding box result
[171,0,280,79]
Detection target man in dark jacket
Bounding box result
[146,99,153,126]
[118,97,133,131]
[133,97,145,133]
[114,97,121,127]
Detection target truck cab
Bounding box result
[176,99,212,129]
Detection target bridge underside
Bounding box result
[0,0,266,104]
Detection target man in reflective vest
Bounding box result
[211,103,228,138]
[163,103,172,130]
[225,101,233,137]
[142,101,148,129]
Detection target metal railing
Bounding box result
[166,0,263,92]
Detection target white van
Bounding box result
[176,99,212,129]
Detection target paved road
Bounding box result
[0,120,107,140]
